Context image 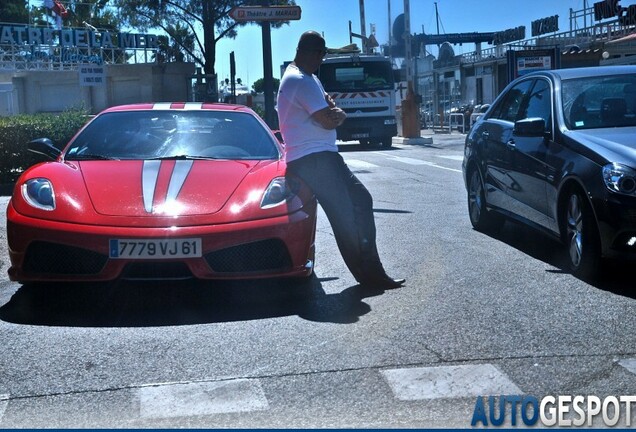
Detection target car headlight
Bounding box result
[21,178,55,211]
[260,177,299,209]
[602,163,636,195]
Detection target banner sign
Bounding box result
[0,25,159,50]
[506,48,561,82]
[79,64,105,86]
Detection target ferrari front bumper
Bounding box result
[7,201,317,283]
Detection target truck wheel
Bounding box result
[380,138,393,148]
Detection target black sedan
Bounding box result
[463,65,636,280]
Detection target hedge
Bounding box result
[0,109,90,184]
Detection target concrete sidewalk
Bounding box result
[392,128,466,147]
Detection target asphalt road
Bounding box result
[0,132,635,428]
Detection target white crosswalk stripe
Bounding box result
[381,364,522,400]
[619,358,636,374]
[5,359,636,426]
[436,155,464,161]
[137,379,268,419]
[0,394,8,423]
[345,154,462,173]
[384,155,462,172]
[344,159,378,169]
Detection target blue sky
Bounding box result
[215,0,636,87]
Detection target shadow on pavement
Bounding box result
[485,220,636,299]
[0,274,396,327]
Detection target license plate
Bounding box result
[109,238,202,259]
[352,133,370,139]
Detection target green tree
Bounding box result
[252,76,279,93]
[113,0,296,80]
[0,0,29,23]
[3,0,122,34]
[156,23,194,62]
[63,0,120,31]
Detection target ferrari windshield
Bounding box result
[562,74,636,130]
[65,110,280,160]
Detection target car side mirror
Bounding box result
[272,130,284,144]
[513,117,546,137]
[27,138,61,160]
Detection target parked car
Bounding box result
[463,65,636,280]
[6,103,317,283]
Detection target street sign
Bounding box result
[229,6,302,22]
[79,64,105,86]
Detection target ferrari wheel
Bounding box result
[467,168,503,232]
[562,189,601,280]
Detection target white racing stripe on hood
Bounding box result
[142,160,195,213]
[153,102,173,110]
[142,160,161,213]
[167,160,194,202]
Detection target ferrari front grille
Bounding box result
[23,241,108,275]
[204,238,293,273]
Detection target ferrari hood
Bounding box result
[79,159,263,216]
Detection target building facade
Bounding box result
[412,0,636,126]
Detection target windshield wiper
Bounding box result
[67,154,120,161]
[146,154,215,160]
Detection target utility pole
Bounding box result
[261,0,276,128]
[401,0,420,138]
[359,0,367,52]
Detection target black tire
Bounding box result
[380,138,393,148]
[467,168,504,232]
[562,189,601,280]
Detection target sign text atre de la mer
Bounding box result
[229,6,302,22]
[0,24,159,50]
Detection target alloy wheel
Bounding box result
[468,170,483,224]
[566,193,584,268]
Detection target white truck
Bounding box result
[317,53,397,148]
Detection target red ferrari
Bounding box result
[6,103,317,282]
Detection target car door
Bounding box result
[506,78,554,229]
[480,79,534,214]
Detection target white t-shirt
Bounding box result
[276,64,338,162]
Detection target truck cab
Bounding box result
[317,53,397,148]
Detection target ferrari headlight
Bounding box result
[603,163,636,195]
[260,177,299,209]
[22,178,55,211]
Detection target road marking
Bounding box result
[619,358,636,374]
[382,154,462,173]
[344,159,378,169]
[390,155,430,165]
[436,155,464,161]
[381,364,522,400]
[137,379,268,419]
[0,394,8,423]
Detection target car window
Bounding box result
[65,110,280,160]
[523,79,552,131]
[562,74,636,130]
[490,79,534,122]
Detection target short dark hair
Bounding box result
[297,31,326,52]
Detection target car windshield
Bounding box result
[318,61,394,91]
[65,110,280,160]
[562,74,636,130]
